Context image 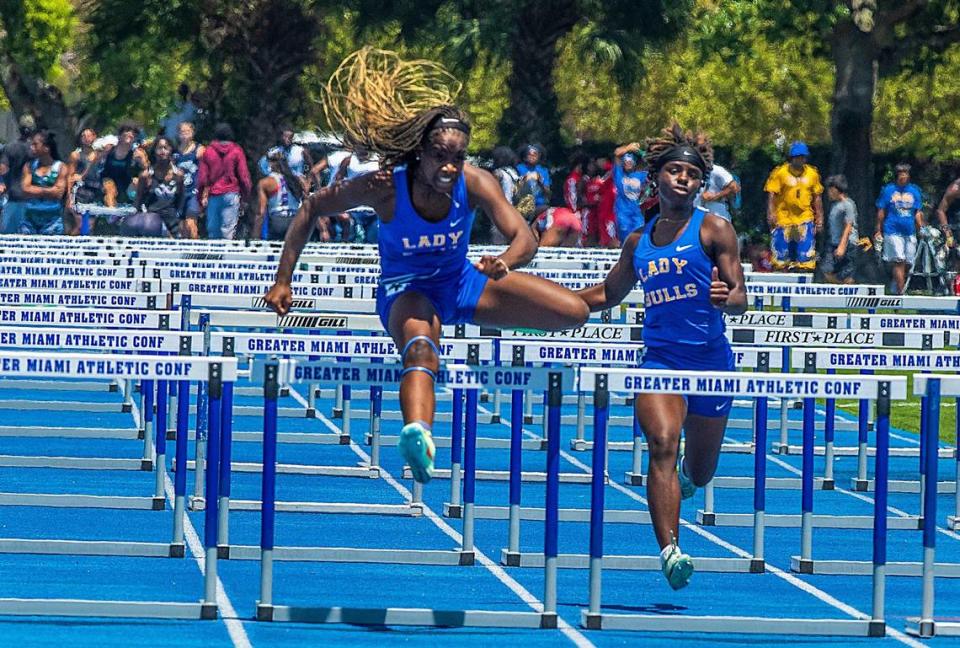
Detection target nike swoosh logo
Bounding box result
[676,244,693,252]
[450,218,463,227]
[715,403,725,412]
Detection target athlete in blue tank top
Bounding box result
[579,124,746,592]
[264,49,589,486]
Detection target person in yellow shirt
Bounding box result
[763,141,824,271]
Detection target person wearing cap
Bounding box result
[875,163,924,294]
[516,144,551,210]
[612,142,650,243]
[0,115,37,233]
[763,140,823,271]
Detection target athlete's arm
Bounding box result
[265,171,392,315]
[703,215,746,315]
[133,170,150,211]
[466,164,536,276]
[577,232,640,312]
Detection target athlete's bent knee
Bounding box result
[643,427,679,465]
[404,339,440,371]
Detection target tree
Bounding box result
[84,0,324,160]
[697,0,960,230]
[0,0,77,147]
[351,0,692,159]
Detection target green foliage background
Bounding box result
[2,1,960,174]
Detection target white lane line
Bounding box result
[484,404,922,646]
[132,391,251,646]
[163,474,252,648]
[287,387,594,648]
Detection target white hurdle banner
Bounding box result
[0,306,180,330]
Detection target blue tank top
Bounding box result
[379,165,474,281]
[633,207,724,348]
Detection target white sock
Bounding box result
[660,543,676,562]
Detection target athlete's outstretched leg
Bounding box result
[388,291,442,482]
[473,273,589,330]
[636,393,695,590]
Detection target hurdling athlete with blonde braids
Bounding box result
[264,48,589,484]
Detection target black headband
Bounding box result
[428,115,471,136]
[654,145,708,174]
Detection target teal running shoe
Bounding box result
[660,540,694,590]
[677,439,696,500]
[398,422,435,483]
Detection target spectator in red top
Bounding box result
[596,157,618,248]
[197,122,251,239]
[564,153,588,212]
[582,159,604,247]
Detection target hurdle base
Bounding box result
[109,383,119,392]
[750,558,765,573]
[218,545,230,559]
[332,408,343,419]
[165,429,176,441]
[459,551,475,566]
[579,611,880,635]
[280,386,290,397]
[821,478,835,491]
[524,415,533,424]
[869,621,885,637]
[140,459,154,471]
[257,603,274,621]
[121,402,132,413]
[949,515,959,530]
[305,407,316,419]
[501,550,521,567]
[624,472,645,486]
[253,604,553,628]
[200,602,218,620]
[188,496,205,511]
[152,497,166,511]
[790,557,814,574]
[444,503,462,518]
[169,543,185,558]
[698,511,716,526]
[907,618,936,638]
[851,478,869,492]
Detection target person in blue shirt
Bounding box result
[578,123,746,592]
[516,144,551,209]
[264,48,588,484]
[875,163,924,294]
[612,142,649,242]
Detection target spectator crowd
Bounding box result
[2,95,959,295]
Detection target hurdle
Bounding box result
[794,348,960,495]
[0,351,236,620]
[202,334,494,556]
[253,358,572,629]
[908,374,960,637]
[580,368,906,636]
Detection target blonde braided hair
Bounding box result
[322,47,469,167]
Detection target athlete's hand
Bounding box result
[709,267,730,309]
[474,255,510,280]
[264,282,293,316]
